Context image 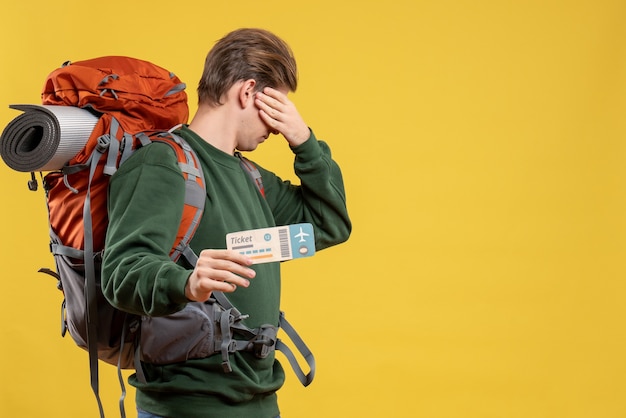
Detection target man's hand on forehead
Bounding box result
[255,87,310,147]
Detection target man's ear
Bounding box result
[238,79,257,108]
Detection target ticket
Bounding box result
[226,223,316,264]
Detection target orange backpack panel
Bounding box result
[41,56,189,252]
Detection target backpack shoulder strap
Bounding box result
[235,151,265,197]
[150,132,206,263]
[158,143,265,264]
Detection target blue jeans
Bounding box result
[137,408,164,418]
[137,407,280,418]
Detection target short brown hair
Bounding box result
[198,28,298,106]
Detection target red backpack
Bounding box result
[41,56,192,252]
[38,56,204,417]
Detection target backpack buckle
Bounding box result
[96,134,111,153]
[251,326,277,359]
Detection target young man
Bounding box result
[101,28,351,417]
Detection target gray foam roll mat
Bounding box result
[1,104,99,172]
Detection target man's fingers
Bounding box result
[259,87,286,103]
[254,88,308,146]
[196,265,253,286]
[186,249,257,301]
[259,109,281,129]
[197,276,239,292]
[198,249,253,268]
[256,97,283,121]
[186,268,251,301]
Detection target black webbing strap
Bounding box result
[117,318,128,418]
[83,134,110,418]
[214,290,315,386]
[276,312,316,386]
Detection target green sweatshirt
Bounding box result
[102,126,351,418]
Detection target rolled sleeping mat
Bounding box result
[0,104,99,172]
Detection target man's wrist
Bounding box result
[288,127,312,147]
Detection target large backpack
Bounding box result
[0,56,314,417]
[38,56,205,417]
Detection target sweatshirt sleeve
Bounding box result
[101,142,192,316]
[259,130,352,250]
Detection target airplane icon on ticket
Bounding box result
[294,226,310,243]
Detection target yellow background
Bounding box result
[1,0,625,417]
